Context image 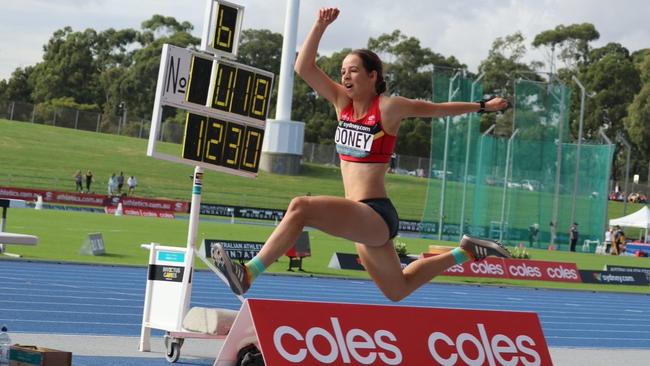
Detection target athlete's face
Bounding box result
[341,54,376,98]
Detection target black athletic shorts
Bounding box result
[360,197,399,239]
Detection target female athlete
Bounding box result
[213,7,511,301]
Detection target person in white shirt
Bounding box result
[604,226,612,254]
[127,176,137,196]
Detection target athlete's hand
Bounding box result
[485,97,510,113]
[317,7,340,27]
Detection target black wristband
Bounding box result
[477,100,486,114]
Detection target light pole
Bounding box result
[438,70,462,240]
[617,132,632,215]
[570,75,586,227]
[459,72,485,239]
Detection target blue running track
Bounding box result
[2,260,650,352]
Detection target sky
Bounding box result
[1,0,649,81]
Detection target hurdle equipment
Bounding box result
[213,298,554,366]
[0,199,38,257]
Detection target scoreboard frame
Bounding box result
[147,44,274,178]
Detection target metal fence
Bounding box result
[1,99,430,175]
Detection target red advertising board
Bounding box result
[0,186,189,212]
[0,186,106,206]
[215,299,553,366]
[441,258,582,283]
[104,206,175,219]
[116,196,189,213]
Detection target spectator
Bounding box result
[107,173,117,196]
[74,170,83,192]
[528,223,539,247]
[604,226,613,254]
[389,153,397,173]
[569,222,579,252]
[127,176,137,196]
[116,172,125,194]
[612,226,625,255]
[85,170,94,193]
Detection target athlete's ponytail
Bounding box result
[349,49,386,95]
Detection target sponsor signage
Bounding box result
[200,202,285,221]
[579,270,649,286]
[215,299,553,366]
[0,186,105,206]
[116,196,188,213]
[148,264,185,282]
[203,239,264,262]
[104,206,175,219]
[443,258,582,283]
[604,265,650,281]
[330,253,581,283]
[0,186,188,212]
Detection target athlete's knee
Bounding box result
[286,196,312,222]
[381,288,408,303]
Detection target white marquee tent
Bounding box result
[609,206,650,243]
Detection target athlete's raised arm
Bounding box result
[294,8,348,110]
[382,96,509,122]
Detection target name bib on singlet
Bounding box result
[335,121,373,158]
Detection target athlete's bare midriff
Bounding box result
[340,160,388,201]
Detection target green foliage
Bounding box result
[0,66,34,102]
[576,43,641,178]
[625,54,650,162]
[30,27,103,104]
[394,239,408,256]
[511,246,531,259]
[532,23,600,69]
[367,29,463,99]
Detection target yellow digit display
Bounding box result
[182,112,264,173]
[212,4,238,54]
[211,61,272,122]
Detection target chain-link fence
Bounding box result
[422,73,615,250]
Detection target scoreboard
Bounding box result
[148,0,274,177]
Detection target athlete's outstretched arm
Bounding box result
[294,8,348,109]
[382,95,509,121]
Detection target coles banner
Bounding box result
[442,258,582,283]
[241,299,553,366]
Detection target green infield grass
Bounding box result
[3,208,650,294]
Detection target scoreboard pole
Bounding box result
[178,166,204,327]
[140,0,274,361]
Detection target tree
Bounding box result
[532,23,599,73]
[237,29,282,75]
[478,32,542,135]
[292,49,350,142]
[577,43,640,141]
[30,27,102,106]
[625,53,650,167]
[0,66,35,102]
[237,29,283,119]
[367,30,463,99]
[111,16,200,130]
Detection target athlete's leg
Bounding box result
[356,242,456,302]
[212,195,391,294]
[357,235,511,302]
[255,195,390,266]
